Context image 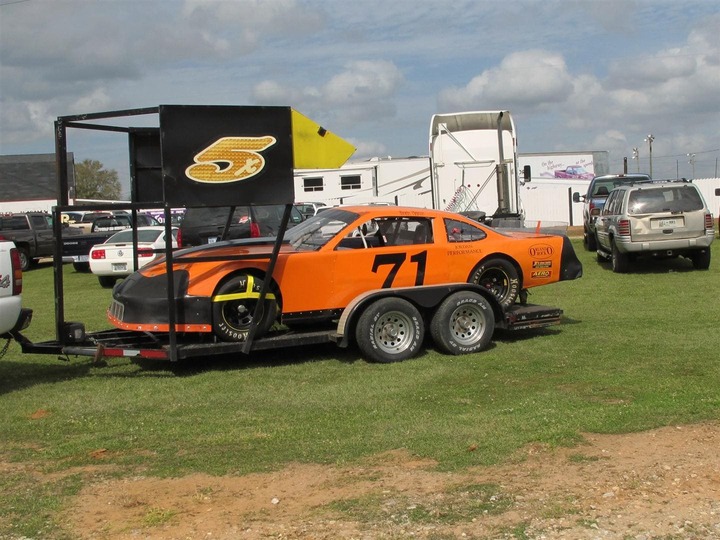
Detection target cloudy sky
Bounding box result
[1,0,719,195]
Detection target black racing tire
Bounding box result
[611,241,629,273]
[691,249,711,270]
[430,292,495,356]
[211,273,278,342]
[17,248,31,272]
[355,297,424,363]
[469,258,520,309]
[98,276,117,289]
[584,228,597,251]
[73,262,90,272]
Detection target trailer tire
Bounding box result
[212,273,278,342]
[469,257,519,309]
[355,297,424,363]
[430,292,494,355]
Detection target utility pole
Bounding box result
[632,147,639,173]
[644,135,654,178]
[687,153,695,178]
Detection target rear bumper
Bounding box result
[616,232,714,254]
[0,307,32,338]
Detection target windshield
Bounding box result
[107,229,163,243]
[285,208,359,251]
[628,186,704,214]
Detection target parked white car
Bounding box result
[1,238,31,337]
[89,226,179,288]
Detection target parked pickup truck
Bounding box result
[62,213,159,271]
[0,212,84,271]
[0,238,32,339]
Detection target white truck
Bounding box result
[0,238,31,340]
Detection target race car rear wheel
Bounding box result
[355,297,424,363]
[430,292,494,355]
[212,273,278,342]
[469,258,520,309]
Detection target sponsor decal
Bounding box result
[532,260,552,268]
[186,136,277,184]
[0,274,9,289]
[531,270,552,278]
[529,244,554,258]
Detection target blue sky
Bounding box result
[1,0,719,195]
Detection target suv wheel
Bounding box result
[611,241,629,273]
[691,249,711,270]
[584,228,597,251]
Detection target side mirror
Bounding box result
[572,192,582,203]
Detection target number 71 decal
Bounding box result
[372,251,427,288]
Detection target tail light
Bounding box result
[9,247,22,295]
[589,202,600,216]
[705,213,714,231]
[618,219,631,236]
[137,248,154,258]
[91,249,106,259]
[250,222,261,238]
[175,228,182,248]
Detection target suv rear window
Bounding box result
[627,186,704,214]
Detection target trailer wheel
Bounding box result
[469,258,519,309]
[212,273,278,342]
[430,292,494,355]
[355,297,424,363]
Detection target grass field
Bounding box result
[1,239,719,538]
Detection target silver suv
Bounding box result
[595,180,714,272]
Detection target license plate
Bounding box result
[77,255,89,262]
[112,263,127,272]
[652,217,683,229]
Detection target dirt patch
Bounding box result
[61,423,720,539]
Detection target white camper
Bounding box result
[294,110,529,224]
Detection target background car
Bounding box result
[594,180,714,272]
[294,201,327,219]
[573,173,651,250]
[180,205,304,247]
[89,226,179,288]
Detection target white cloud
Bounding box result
[438,51,574,113]
[251,60,404,124]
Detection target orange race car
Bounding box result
[109,205,582,361]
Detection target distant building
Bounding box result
[0,153,75,213]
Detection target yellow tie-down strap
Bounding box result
[212,275,276,303]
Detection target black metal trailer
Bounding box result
[14,105,566,364]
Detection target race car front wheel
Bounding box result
[430,292,494,355]
[212,273,278,342]
[355,297,424,363]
